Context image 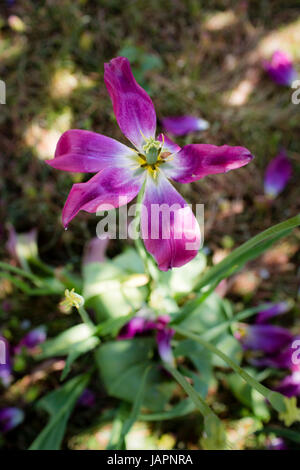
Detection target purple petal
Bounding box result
[235,324,293,354]
[141,174,201,271]
[263,50,297,86]
[0,407,24,433]
[118,316,157,340]
[161,115,209,136]
[83,236,109,265]
[156,315,171,329]
[0,337,12,387]
[77,388,96,407]
[276,372,300,398]
[266,437,287,450]
[254,336,300,371]
[46,130,135,173]
[16,326,47,353]
[164,144,254,183]
[264,150,292,198]
[157,133,181,155]
[256,302,290,324]
[62,167,143,228]
[104,57,156,150]
[157,328,175,365]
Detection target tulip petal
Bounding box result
[118,316,157,340]
[141,174,201,271]
[156,328,175,365]
[0,337,12,387]
[82,236,109,265]
[256,302,290,324]
[0,407,24,433]
[46,129,135,173]
[77,389,96,407]
[104,57,156,150]
[62,167,144,228]
[157,133,181,155]
[236,324,292,355]
[164,144,254,183]
[16,326,47,353]
[276,372,300,398]
[161,115,209,136]
[264,150,292,198]
[263,50,297,86]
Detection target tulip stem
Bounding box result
[133,181,159,282]
[78,305,94,327]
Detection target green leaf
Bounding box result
[139,398,196,421]
[60,336,100,381]
[177,293,243,366]
[94,312,135,337]
[95,338,175,411]
[258,426,300,444]
[113,248,145,274]
[174,339,212,397]
[37,324,95,359]
[194,215,300,291]
[159,252,206,298]
[178,293,228,334]
[110,366,152,450]
[83,260,146,321]
[227,370,270,421]
[29,373,90,450]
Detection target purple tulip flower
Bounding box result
[235,324,293,355]
[46,57,253,271]
[264,150,292,198]
[0,407,24,433]
[0,337,12,387]
[15,326,47,354]
[77,388,96,407]
[118,313,174,365]
[263,50,297,86]
[256,302,290,324]
[161,115,209,136]
[82,236,109,265]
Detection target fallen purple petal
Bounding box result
[256,302,290,324]
[161,115,209,136]
[264,150,292,198]
[0,407,24,433]
[263,50,297,86]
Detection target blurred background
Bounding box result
[0,0,299,450]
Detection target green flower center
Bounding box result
[142,137,161,165]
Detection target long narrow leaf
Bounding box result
[29,373,90,450]
[194,215,300,291]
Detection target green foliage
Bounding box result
[95,338,175,412]
[83,250,148,322]
[30,374,90,450]
[37,324,95,359]
[227,369,271,421]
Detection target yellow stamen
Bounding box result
[61,288,84,310]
